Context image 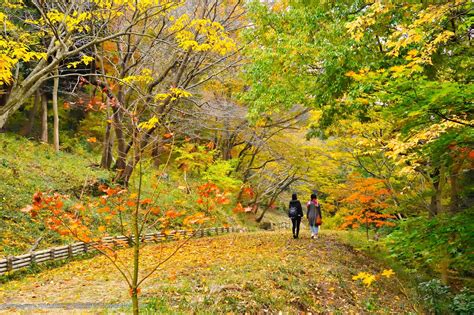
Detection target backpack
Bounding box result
[288,205,298,218]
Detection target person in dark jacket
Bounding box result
[288,193,303,239]
[307,193,322,239]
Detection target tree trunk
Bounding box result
[52,68,60,152]
[100,115,114,169]
[449,161,463,213]
[152,139,162,168]
[116,163,135,186]
[429,169,443,217]
[40,93,48,143]
[440,243,450,285]
[256,196,277,222]
[19,89,41,137]
[365,210,369,240]
[255,207,268,223]
[0,84,14,129]
[113,108,127,171]
[115,126,156,186]
[131,291,139,315]
[131,156,142,315]
[0,56,53,129]
[113,88,127,171]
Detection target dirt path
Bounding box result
[0,230,414,313]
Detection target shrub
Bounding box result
[386,211,474,277]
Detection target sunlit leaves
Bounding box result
[138,116,159,131]
[170,14,236,55]
[0,38,46,84]
[154,87,192,102]
[122,69,154,85]
[352,272,376,287]
[353,269,395,287]
[346,2,392,42]
[381,269,395,278]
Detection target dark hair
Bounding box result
[310,193,317,200]
[292,193,297,200]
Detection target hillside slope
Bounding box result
[0,133,111,256]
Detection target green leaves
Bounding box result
[242,1,364,121]
[386,211,474,275]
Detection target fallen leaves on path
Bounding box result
[0,231,413,313]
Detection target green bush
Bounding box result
[451,288,474,315]
[417,280,474,315]
[418,279,451,313]
[386,211,474,276]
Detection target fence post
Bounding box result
[68,245,73,258]
[50,248,55,260]
[6,257,13,272]
[215,227,219,235]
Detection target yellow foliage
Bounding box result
[352,272,376,286]
[154,87,192,103]
[381,269,395,278]
[346,2,391,42]
[0,38,46,85]
[122,68,154,85]
[170,14,236,55]
[1,0,24,9]
[67,55,95,69]
[138,115,159,130]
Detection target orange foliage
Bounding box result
[197,182,230,212]
[233,202,245,213]
[340,174,396,231]
[22,184,212,250]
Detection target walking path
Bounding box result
[0,230,414,313]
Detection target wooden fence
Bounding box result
[0,222,290,275]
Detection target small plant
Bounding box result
[451,288,474,315]
[418,279,450,314]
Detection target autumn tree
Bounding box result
[73,0,245,186]
[23,165,212,314]
[340,174,395,240]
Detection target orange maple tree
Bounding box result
[196,182,230,213]
[22,182,210,314]
[340,174,396,239]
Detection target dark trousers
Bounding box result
[291,217,301,237]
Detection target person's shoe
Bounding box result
[311,234,314,239]
[293,235,297,239]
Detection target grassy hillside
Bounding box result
[0,133,111,256]
[0,231,416,313]
[0,133,289,257]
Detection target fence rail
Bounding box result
[0,222,290,275]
